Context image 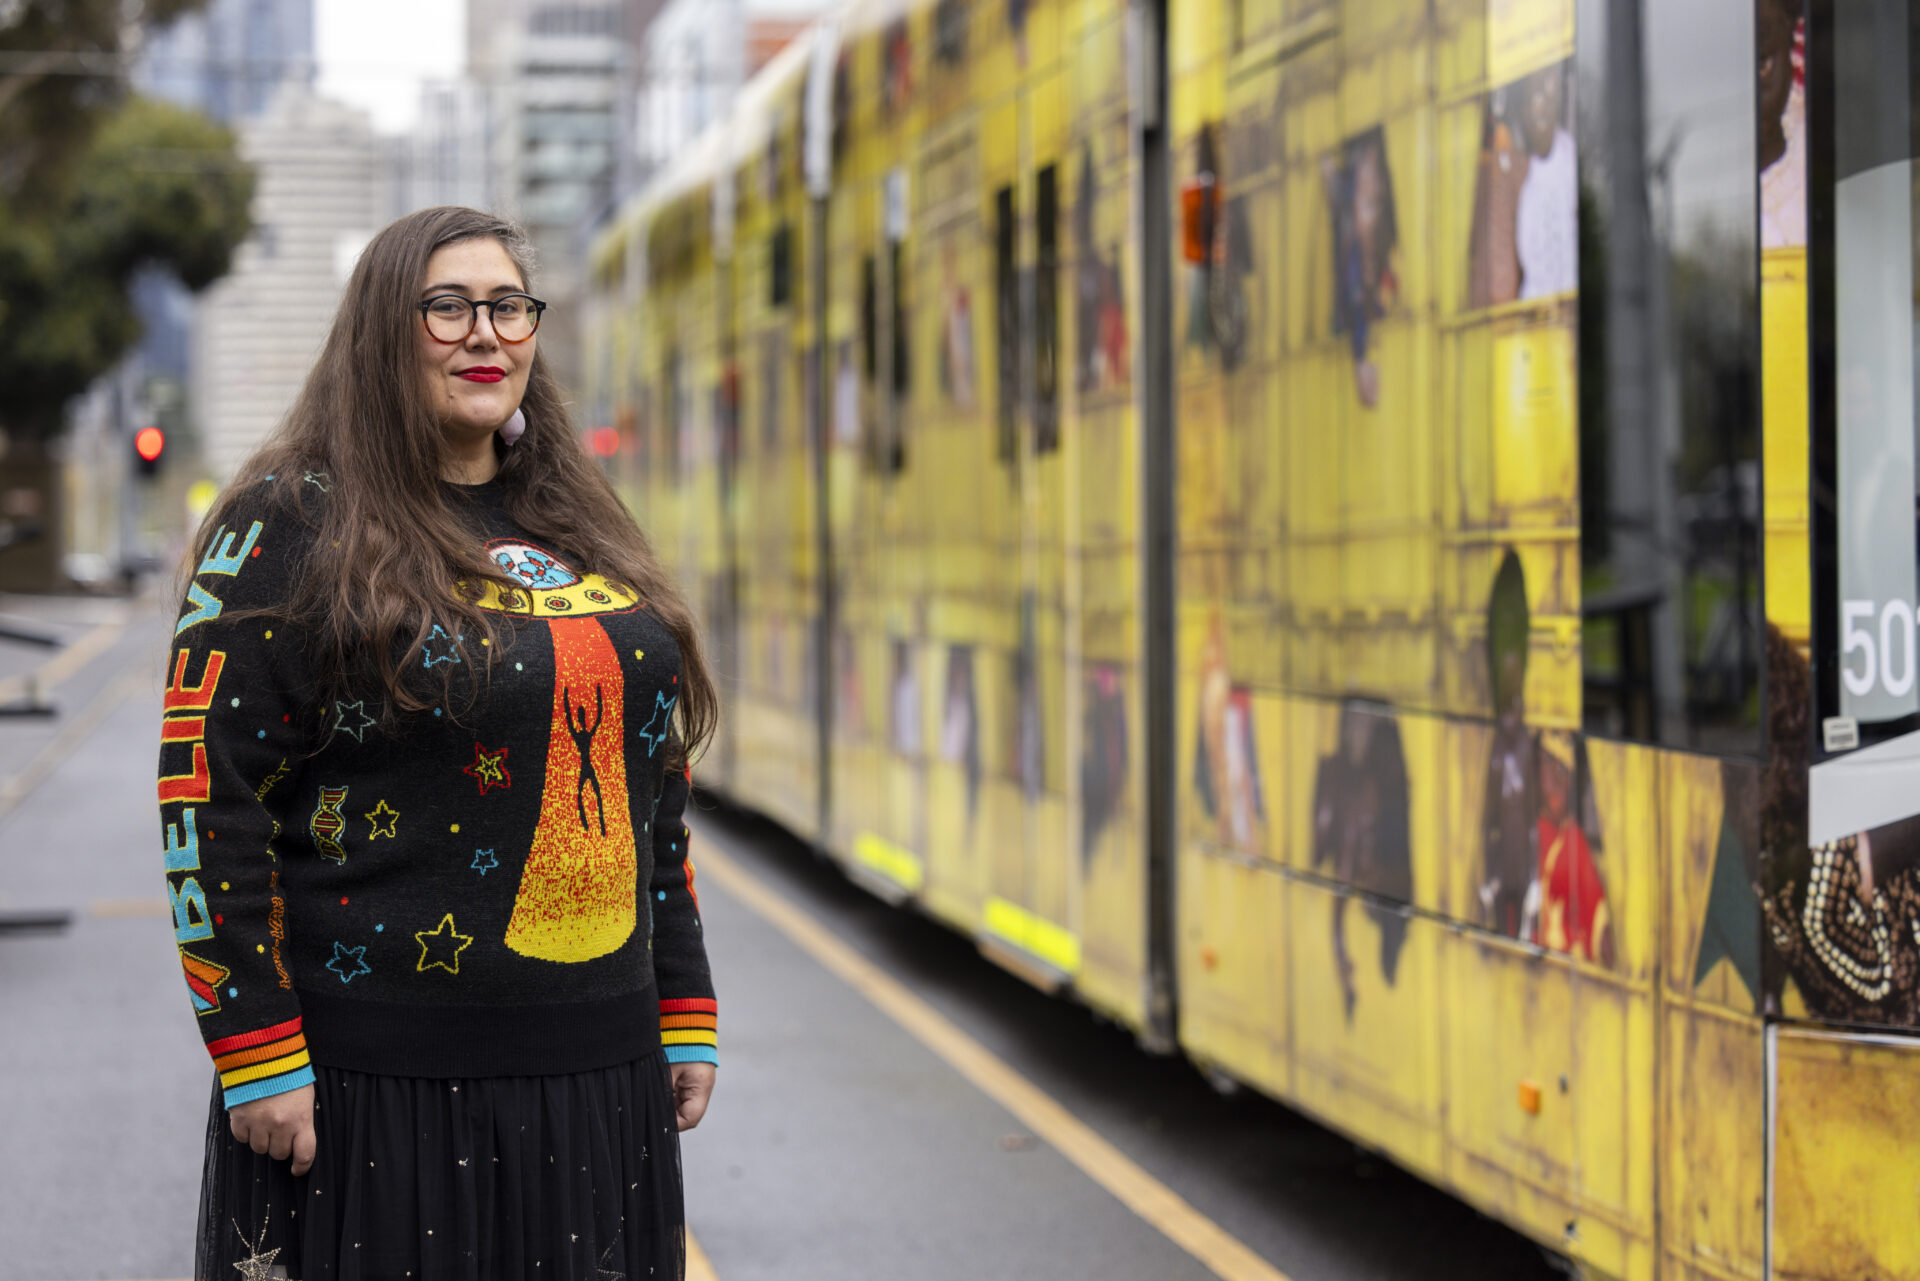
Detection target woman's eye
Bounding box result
[431,299,468,317]
[495,300,524,319]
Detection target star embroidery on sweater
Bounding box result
[471,847,498,875]
[636,692,676,757]
[326,941,372,984]
[415,913,474,974]
[463,742,512,794]
[332,699,377,743]
[421,625,464,668]
[365,798,400,839]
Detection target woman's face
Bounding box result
[417,237,536,439]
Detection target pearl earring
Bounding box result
[501,408,527,446]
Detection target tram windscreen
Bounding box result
[1830,0,1920,729]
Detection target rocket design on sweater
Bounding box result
[157,484,717,1109]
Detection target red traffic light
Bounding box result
[134,426,166,463]
[590,426,619,458]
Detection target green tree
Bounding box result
[0,95,254,441]
[0,2,253,585]
[0,0,209,203]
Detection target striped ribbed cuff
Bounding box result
[209,1015,315,1108]
[660,997,716,1065]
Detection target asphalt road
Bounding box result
[0,594,1559,1281]
[684,807,1561,1281]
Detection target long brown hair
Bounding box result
[189,206,716,765]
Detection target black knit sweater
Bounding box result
[158,477,716,1108]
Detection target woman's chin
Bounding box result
[444,415,509,445]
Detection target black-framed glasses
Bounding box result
[418,293,547,344]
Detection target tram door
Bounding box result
[815,77,927,899]
[967,26,1075,987]
[973,5,1161,1027]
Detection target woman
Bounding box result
[159,206,718,1280]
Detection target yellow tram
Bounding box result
[586,0,1920,1273]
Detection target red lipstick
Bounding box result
[457,366,506,383]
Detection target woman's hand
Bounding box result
[229,1084,317,1176]
[670,1062,716,1132]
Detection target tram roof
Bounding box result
[591,8,827,280]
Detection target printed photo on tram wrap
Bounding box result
[1192,614,1265,854]
[832,339,860,446]
[881,17,912,112]
[891,638,921,756]
[1466,57,1576,309]
[1479,550,1614,964]
[1182,122,1253,371]
[1321,125,1399,407]
[938,239,977,410]
[835,625,864,740]
[942,645,981,823]
[1763,629,1920,1026]
[1074,140,1130,395]
[1758,0,1807,251]
[1311,700,1413,1020]
[1080,663,1129,862]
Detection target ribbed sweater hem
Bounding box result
[297,986,662,1079]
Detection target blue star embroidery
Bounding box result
[636,692,676,757]
[327,941,371,984]
[332,699,377,743]
[421,625,464,668]
[472,848,498,875]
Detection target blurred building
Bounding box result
[193,82,381,481]
[136,0,316,125]
[469,1,629,255]
[464,0,642,385]
[131,0,317,393]
[383,78,493,221]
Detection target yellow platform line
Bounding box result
[696,838,1293,1281]
[686,1229,719,1281]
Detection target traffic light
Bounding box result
[134,426,166,478]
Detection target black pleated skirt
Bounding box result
[196,1053,685,1281]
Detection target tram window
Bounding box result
[886,240,910,474]
[1810,0,1920,750]
[890,240,911,400]
[994,184,1018,463]
[1034,163,1060,453]
[770,223,793,308]
[861,253,877,384]
[1576,0,1762,755]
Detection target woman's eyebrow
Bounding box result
[420,283,525,297]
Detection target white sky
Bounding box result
[316,0,826,136]
[315,0,464,134]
